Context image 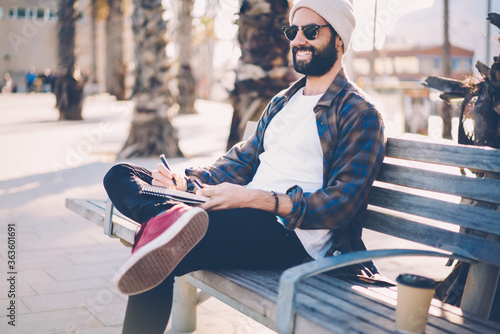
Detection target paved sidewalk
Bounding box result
[0,93,453,334]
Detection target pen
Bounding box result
[159,154,177,186]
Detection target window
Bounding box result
[433,58,440,70]
[17,8,26,19]
[5,6,55,20]
[394,56,419,74]
[49,9,57,20]
[37,8,45,19]
[8,7,16,18]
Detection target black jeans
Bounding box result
[103,163,310,334]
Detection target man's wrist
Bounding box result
[185,177,195,193]
[250,189,292,217]
[271,191,279,216]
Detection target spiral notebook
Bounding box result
[139,184,209,205]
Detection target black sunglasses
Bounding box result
[281,24,329,41]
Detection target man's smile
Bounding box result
[294,47,314,61]
[296,50,312,59]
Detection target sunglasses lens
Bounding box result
[283,26,298,41]
[282,25,322,41]
[302,25,318,40]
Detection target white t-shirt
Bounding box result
[246,88,333,259]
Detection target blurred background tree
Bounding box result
[226,0,296,149]
[55,0,84,120]
[119,0,182,158]
[176,0,197,114]
[106,0,127,100]
[441,0,453,139]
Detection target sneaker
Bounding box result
[114,204,208,295]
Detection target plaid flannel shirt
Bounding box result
[186,68,385,257]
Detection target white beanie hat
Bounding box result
[289,0,356,53]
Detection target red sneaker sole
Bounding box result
[114,208,208,295]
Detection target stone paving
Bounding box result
[0,93,453,333]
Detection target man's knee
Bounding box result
[103,163,134,191]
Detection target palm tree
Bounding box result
[194,3,217,100]
[226,0,295,149]
[119,0,182,158]
[176,0,196,114]
[90,0,98,84]
[106,0,127,100]
[55,0,84,120]
[441,0,453,139]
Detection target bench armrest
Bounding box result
[276,249,473,334]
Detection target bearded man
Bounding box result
[103,0,385,332]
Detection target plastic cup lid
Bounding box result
[396,274,438,289]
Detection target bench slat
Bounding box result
[368,186,500,235]
[191,270,393,334]
[363,210,500,266]
[65,198,138,243]
[386,138,500,173]
[377,163,500,205]
[312,275,500,334]
[229,270,395,333]
[293,282,394,333]
[305,277,486,334]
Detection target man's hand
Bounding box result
[197,183,251,211]
[151,163,187,191]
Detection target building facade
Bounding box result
[353,44,474,83]
[0,0,102,92]
[352,45,474,137]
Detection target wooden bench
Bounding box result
[66,136,500,333]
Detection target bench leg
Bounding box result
[171,275,198,332]
[461,258,500,318]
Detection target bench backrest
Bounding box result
[365,137,500,266]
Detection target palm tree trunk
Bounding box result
[106,0,126,100]
[177,0,196,114]
[227,0,294,149]
[91,0,98,84]
[441,0,453,139]
[55,0,84,120]
[119,0,182,158]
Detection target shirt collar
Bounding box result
[282,68,349,107]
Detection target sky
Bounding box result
[352,0,436,51]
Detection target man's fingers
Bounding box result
[172,173,188,192]
[156,163,172,177]
[152,170,174,187]
[152,178,172,188]
[200,198,224,211]
[196,185,218,197]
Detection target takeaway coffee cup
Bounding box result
[395,274,438,334]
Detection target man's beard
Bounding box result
[292,36,338,77]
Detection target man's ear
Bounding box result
[336,36,344,53]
